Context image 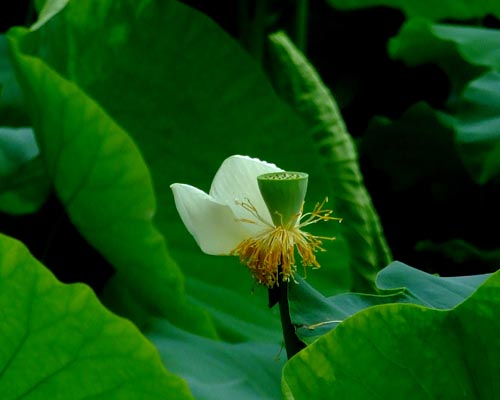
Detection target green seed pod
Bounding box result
[257,171,308,228]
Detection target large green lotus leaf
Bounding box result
[0,233,193,399]
[0,127,50,214]
[148,319,284,400]
[268,31,391,293]
[283,267,500,399]
[290,261,490,343]
[442,71,500,184]
[8,0,354,341]
[389,19,500,92]
[7,27,215,338]
[327,0,500,20]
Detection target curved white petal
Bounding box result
[171,183,255,255]
[209,155,283,225]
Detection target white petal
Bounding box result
[170,183,254,255]
[209,155,283,225]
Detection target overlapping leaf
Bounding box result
[389,19,500,92]
[363,73,500,187]
[443,71,500,184]
[283,267,500,399]
[289,261,490,344]
[387,21,500,184]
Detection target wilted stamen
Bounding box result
[231,196,339,287]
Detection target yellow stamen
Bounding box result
[231,198,340,287]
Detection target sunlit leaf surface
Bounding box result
[0,233,193,400]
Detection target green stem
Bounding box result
[238,0,268,63]
[292,0,309,53]
[269,269,305,359]
[25,0,37,26]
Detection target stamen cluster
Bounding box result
[231,198,341,287]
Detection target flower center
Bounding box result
[257,171,308,228]
[231,197,341,287]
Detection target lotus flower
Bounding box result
[170,155,340,287]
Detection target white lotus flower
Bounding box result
[170,155,340,287]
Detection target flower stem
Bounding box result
[238,0,268,63]
[292,0,309,53]
[268,268,305,359]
